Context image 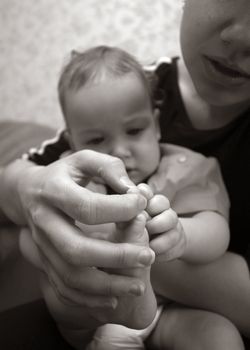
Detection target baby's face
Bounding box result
[65,74,161,184]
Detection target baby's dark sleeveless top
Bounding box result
[155,57,250,260]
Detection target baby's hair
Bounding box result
[58,45,157,117]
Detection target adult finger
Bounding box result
[56,184,147,225]
[33,206,155,269]
[39,244,146,299]
[68,150,136,192]
[40,274,104,330]
[116,212,149,245]
[40,259,118,308]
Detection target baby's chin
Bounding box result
[127,170,150,187]
[127,171,142,186]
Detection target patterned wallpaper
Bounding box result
[1,0,182,128]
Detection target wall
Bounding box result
[0,0,182,128]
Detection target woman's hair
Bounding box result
[58,45,156,117]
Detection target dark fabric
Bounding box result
[244,337,250,350]
[0,299,74,350]
[27,130,69,165]
[156,58,250,262]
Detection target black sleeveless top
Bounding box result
[155,58,250,259]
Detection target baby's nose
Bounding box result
[111,142,131,159]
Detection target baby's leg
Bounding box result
[147,305,244,350]
[87,306,163,350]
[151,252,250,337]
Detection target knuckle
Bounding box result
[64,240,86,267]
[76,195,99,225]
[169,209,178,225]
[30,205,44,227]
[44,175,63,198]
[105,278,113,296]
[108,157,124,170]
[98,157,123,178]
[115,244,128,267]
[48,276,71,304]
[156,250,173,262]
[62,270,77,289]
[165,230,178,248]
[123,200,138,220]
[171,229,181,244]
[55,289,73,306]
[75,197,93,224]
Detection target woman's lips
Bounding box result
[203,55,250,86]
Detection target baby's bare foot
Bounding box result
[106,213,157,329]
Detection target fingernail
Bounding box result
[110,298,118,309]
[138,249,155,266]
[127,186,140,194]
[120,176,135,189]
[103,298,118,309]
[137,195,147,210]
[129,283,145,296]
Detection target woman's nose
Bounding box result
[220,19,250,54]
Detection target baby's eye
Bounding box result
[85,137,104,145]
[127,127,144,136]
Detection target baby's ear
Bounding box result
[153,108,161,140]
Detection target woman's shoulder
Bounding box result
[23,128,70,165]
[144,56,173,71]
[144,56,178,83]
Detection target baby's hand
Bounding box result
[137,184,187,262]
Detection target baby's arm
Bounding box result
[143,184,229,264]
[178,211,229,263]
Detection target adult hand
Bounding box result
[1,150,154,304]
[39,213,156,348]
